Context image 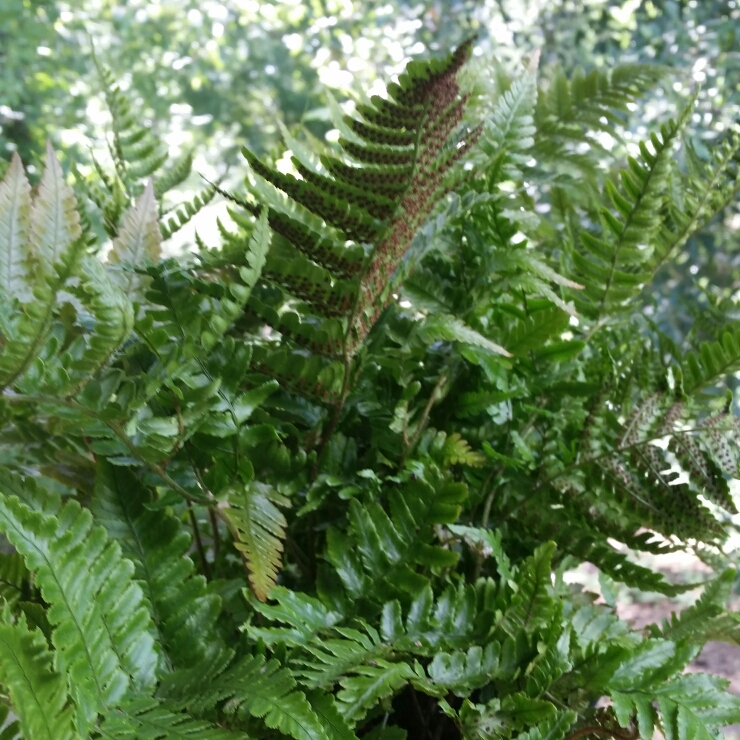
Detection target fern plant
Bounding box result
[0,39,740,740]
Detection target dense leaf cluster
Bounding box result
[0,40,739,740]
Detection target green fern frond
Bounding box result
[0,470,158,721]
[93,462,224,670]
[534,64,667,172]
[571,99,694,319]
[164,651,343,740]
[160,183,216,241]
[652,128,740,270]
[476,50,538,183]
[153,150,194,199]
[99,696,247,739]
[415,642,503,698]
[503,542,558,634]
[414,314,510,357]
[0,607,76,740]
[40,255,134,397]
[610,672,740,740]
[682,325,740,393]
[648,569,740,644]
[246,586,342,647]
[325,475,467,604]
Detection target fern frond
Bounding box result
[503,542,558,634]
[325,475,467,604]
[415,642,503,697]
[224,478,290,602]
[107,179,162,299]
[610,673,740,740]
[246,586,343,647]
[648,569,740,644]
[534,64,667,172]
[0,146,86,390]
[0,607,76,740]
[682,325,740,393]
[160,184,216,241]
[571,100,694,319]
[0,471,158,721]
[414,314,510,357]
[93,462,224,670]
[29,141,82,270]
[99,696,247,739]
[477,50,538,182]
[153,150,194,199]
[0,153,32,302]
[555,391,738,545]
[164,651,342,740]
[233,40,481,365]
[652,129,740,270]
[40,255,134,397]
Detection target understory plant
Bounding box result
[1,37,740,740]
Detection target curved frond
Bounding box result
[0,608,76,740]
[0,471,158,721]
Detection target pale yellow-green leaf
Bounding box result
[108,179,161,296]
[0,153,33,302]
[224,481,290,601]
[29,141,82,269]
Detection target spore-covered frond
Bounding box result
[0,607,76,740]
[93,462,224,670]
[0,470,158,722]
[233,40,480,362]
[570,101,693,319]
[579,394,738,541]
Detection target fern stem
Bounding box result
[209,507,221,561]
[2,393,211,505]
[187,502,210,579]
[563,725,637,740]
[399,373,449,469]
